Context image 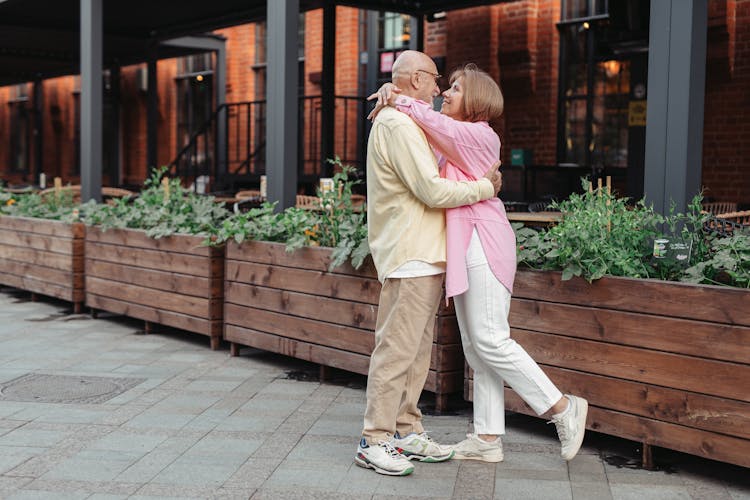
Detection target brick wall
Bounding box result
[702,0,750,203]
[0,2,748,205]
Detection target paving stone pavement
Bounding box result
[0,287,748,500]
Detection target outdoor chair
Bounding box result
[39,185,135,205]
[702,201,738,215]
[704,211,750,236]
[295,194,365,211]
[716,210,750,225]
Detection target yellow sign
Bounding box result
[628,100,647,127]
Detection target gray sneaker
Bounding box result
[393,431,454,463]
[549,395,588,460]
[355,437,414,476]
[452,434,504,462]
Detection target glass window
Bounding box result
[557,0,645,170]
[375,12,414,87]
[253,13,306,100]
[176,54,215,173]
[562,0,608,20]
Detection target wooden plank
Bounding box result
[0,229,78,256]
[86,241,220,278]
[86,260,215,299]
[512,329,750,403]
[541,365,750,440]
[0,217,83,238]
[225,260,381,305]
[515,269,750,327]
[427,369,463,395]
[225,282,378,330]
[227,241,377,278]
[432,343,464,372]
[226,324,372,374]
[86,276,220,319]
[86,226,214,256]
[466,365,750,440]
[503,390,750,469]
[224,325,459,396]
[1,273,74,302]
[86,293,214,336]
[224,303,375,355]
[434,316,460,344]
[0,246,80,272]
[510,298,750,363]
[0,259,80,289]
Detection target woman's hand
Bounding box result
[366,83,402,121]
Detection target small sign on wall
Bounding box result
[628,100,647,127]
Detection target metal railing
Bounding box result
[168,95,368,191]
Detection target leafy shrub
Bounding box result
[80,167,229,238]
[214,159,370,270]
[514,179,747,288]
[0,186,79,222]
[682,231,750,288]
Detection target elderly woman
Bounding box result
[369,63,588,463]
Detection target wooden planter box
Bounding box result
[85,227,224,349]
[224,240,464,411]
[0,216,85,312]
[465,269,750,468]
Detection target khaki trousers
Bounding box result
[362,274,444,444]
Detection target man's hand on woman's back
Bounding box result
[483,160,503,194]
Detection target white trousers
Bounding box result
[454,230,563,435]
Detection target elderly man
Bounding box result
[355,50,503,476]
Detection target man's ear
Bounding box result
[409,71,420,91]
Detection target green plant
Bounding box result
[516,180,663,281]
[682,230,750,288]
[214,159,370,270]
[80,167,229,238]
[0,187,79,222]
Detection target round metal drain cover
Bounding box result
[0,374,145,404]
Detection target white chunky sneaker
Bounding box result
[354,437,414,476]
[393,431,455,463]
[452,433,504,462]
[549,395,589,460]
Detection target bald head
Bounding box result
[391,50,440,104]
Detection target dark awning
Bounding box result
[0,0,500,86]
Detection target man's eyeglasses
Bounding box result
[415,69,442,84]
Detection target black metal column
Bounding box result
[266,0,299,210]
[320,0,335,176]
[110,66,121,186]
[215,43,227,182]
[644,0,708,213]
[33,80,43,184]
[147,47,158,175]
[80,0,103,202]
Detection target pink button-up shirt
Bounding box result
[394,95,516,297]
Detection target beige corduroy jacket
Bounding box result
[366,107,495,283]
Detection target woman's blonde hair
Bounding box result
[449,63,504,123]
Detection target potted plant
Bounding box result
[465,183,750,468]
[216,161,465,411]
[0,185,85,312]
[80,168,228,349]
